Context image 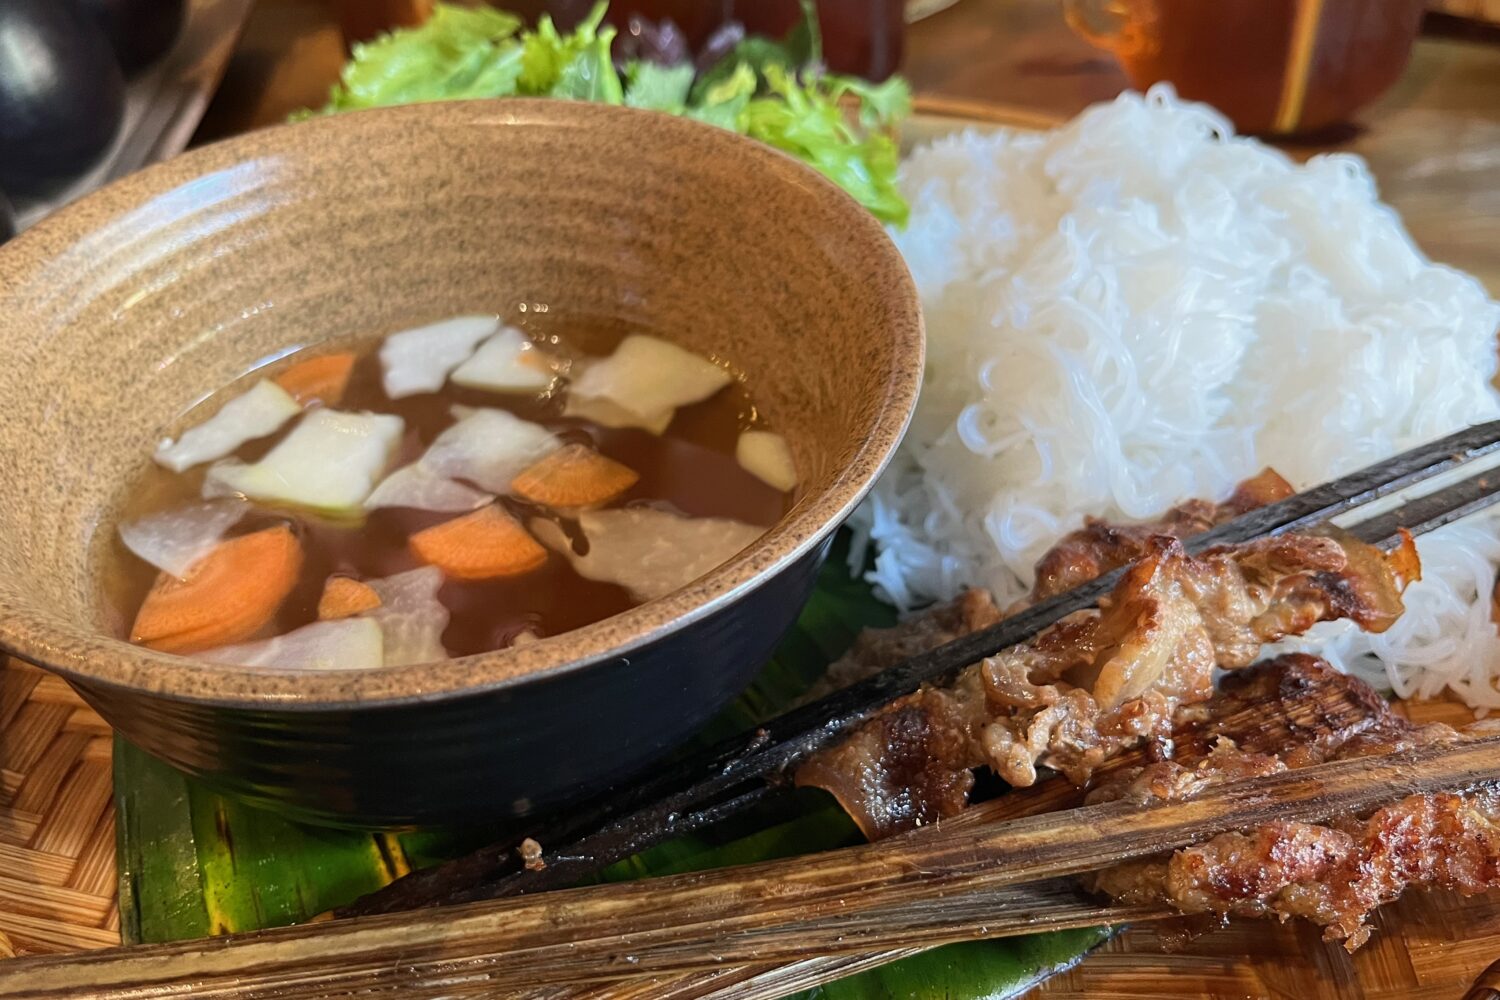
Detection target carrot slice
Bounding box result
[409,505,546,580]
[318,576,382,620]
[273,352,357,406]
[510,443,639,508]
[131,525,303,654]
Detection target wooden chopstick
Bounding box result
[8,735,1500,999]
[342,419,1500,917]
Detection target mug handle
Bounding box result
[1062,0,1160,60]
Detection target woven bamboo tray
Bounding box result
[0,661,117,957]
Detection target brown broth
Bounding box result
[102,321,793,661]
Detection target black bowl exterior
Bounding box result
[74,535,833,827]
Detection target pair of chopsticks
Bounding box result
[7,733,1500,998]
[348,419,1500,915]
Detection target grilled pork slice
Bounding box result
[802,588,1004,700]
[1029,468,1294,602]
[986,653,1424,823]
[1083,712,1498,951]
[797,531,1418,839]
[1106,789,1500,951]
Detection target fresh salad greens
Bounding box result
[299,2,910,224]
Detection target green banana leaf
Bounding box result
[114,531,1110,997]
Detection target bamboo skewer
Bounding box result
[531,655,1405,1000]
[6,735,1500,999]
[343,420,1500,917]
[521,947,937,1000]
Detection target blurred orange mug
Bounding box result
[1063,0,1426,135]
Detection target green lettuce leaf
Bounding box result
[315,4,524,114]
[829,74,914,130]
[520,3,621,102]
[624,62,697,113]
[549,28,623,103]
[742,65,910,226]
[690,0,820,102]
[296,3,910,225]
[685,61,758,131]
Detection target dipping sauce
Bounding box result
[103,317,797,669]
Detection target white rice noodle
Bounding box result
[858,84,1500,706]
[118,498,248,579]
[419,407,560,493]
[205,410,404,514]
[363,566,450,667]
[533,506,764,602]
[198,618,384,671]
[451,326,558,393]
[379,315,499,399]
[154,380,300,472]
[364,462,493,513]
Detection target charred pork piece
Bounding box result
[798,530,1417,839]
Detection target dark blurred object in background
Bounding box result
[338,0,433,49]
[0,190,15,245]
[76,0,187,75]
[510,0,732,52]
[504,0,905,79]
[1064,0,1426,135]
[0,0,126,197]
[746,0,904,80]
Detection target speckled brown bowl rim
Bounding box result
[0,100,923,711]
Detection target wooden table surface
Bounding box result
[187,3,1500,998]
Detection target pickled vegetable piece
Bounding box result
[154,380,300,472]
[419,407,558,494]
[564,335,732,432]
[118,498,248,579]
[533,507,762,602]
[410,505,547,580]
[318,577,382,620]
[736,430,797,492]
[511,443,638,508]
[274,352,357,405]
[563,395,674,435]
[365,566,449,666]
[380,315,497,398]
[198,618,384,671]
[130,525,303,654]
[365,462,493,513]
[451,326,556,393]
[205,410,404,515]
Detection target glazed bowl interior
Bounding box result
[0,99,921,711]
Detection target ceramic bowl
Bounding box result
[0,99,922,827]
